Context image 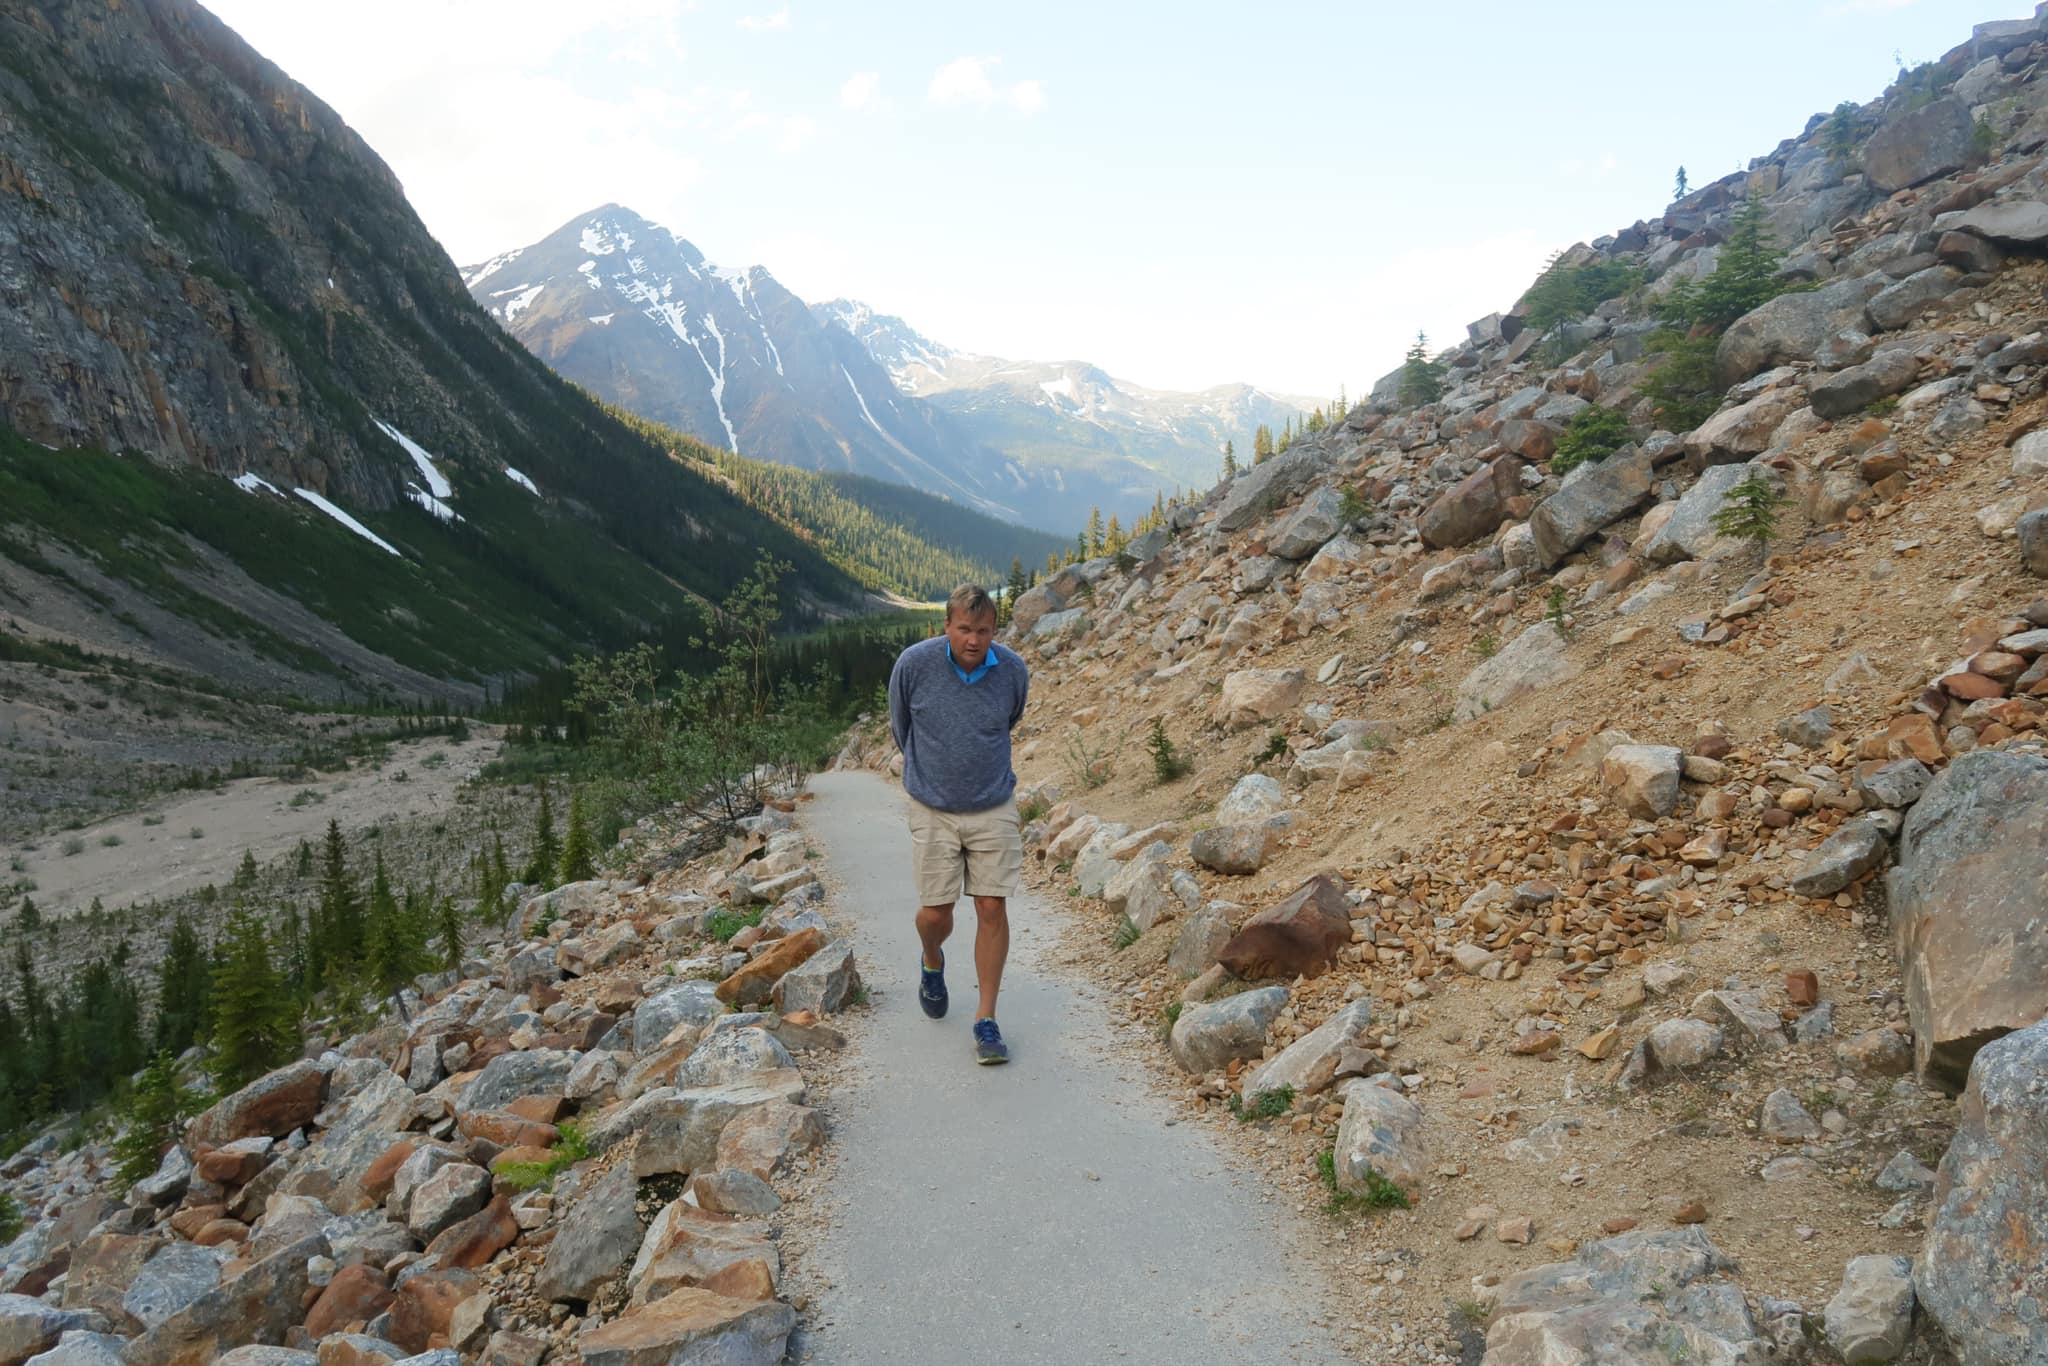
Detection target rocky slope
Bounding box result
[0,790,859,1366]
[842,11,2048,1364]
[814,298,1307,506]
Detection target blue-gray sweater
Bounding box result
[888,636,1029,813]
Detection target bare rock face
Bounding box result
[1862,97,1975,193]
[535,1162,641,1305]
[186,1062,327,1149]
[1455,623,1580,723]
[122,1233,328,1366]
[1886,750,2048,1091]
[1917,1017,2048,1366]
[1215,875,1352,981]
[1418,457,1523,549]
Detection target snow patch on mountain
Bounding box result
[294,488,400,555]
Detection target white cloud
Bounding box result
[928,57,1044,114]
[737,6,791,30]
[778,115,816,154]
[840,71,880,110]
[929,56,999,106]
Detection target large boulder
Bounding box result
[1268,487,1345,560]
[1527,445,1656,567]
[674,1028,794,1090]
[1215,875,1352,980]
[771,941,860,1016]
[1331,1080,1428,1195]
[1418,457,1522,549]
[1601,745,1683,819]
[1862,98,1975,193]
[1483,1229,1770,1365]
[0,1298,94,1366]
[1716,274,1888,383]
[275,1070,418,1215]
[595,1076,807,1178]
[1454,622,1580,722]
[1682,386,1806,466]
[1167,986,1288,1073]
[1166,904,1234,980]
[118,1244,225,1331]
[577,1290,793,1366]
[1886,750,2048,1091]
[186,1062,327,1148]
[462,1050,577,1113]
[2019,507,2048,577]
[1809,349,1921,420]
[1189,825,1275,876]
[1792,818,1892,899]
[1917,1017,2048,1365]
[1213,669,1306,731]
[534,1161,641,1304]
[1953,198,2048,247]
[1007,582,1066,637]
[1866,266,1964,333]
[1216,446,1321,533]
[1215,775,1287,825]
[715,928,825,1006]
[1240,1000,1374,1106]
[1645,462,1782,565]
[633,983,722,1057]
[122,1234,327,1366]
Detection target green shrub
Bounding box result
[1709,472,1789,554]
[1520,256,1643,335]
[1144,717,1190,785]
[1254,731,1290,767]
[1338,485,1374,524]
[1654,191,1794,334]
[1550,405,1632,475]
[704,905,767,942]
[1110,914,1140,950]
[1228,1084,1295,1122]
[0,1191,20,1243]
[491,1120,592,1191]
[1639,330,1723,431]
[1471,634,1499,660]
[1016,792,1049,824]
[61,837,84,857]
[1316,1148,1412,1215]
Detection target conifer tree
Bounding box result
[153,915,210,1055]
[1675,165,1689,200]
[1005,557,1028,618]
[489,833,511,897]
[1104,514,1125,554]
[559,786,596,884]
[436,895,464,972]
[233,849,259,890]
[16,897,37,933]
[294,839,313,879]
[1253,425,1273,463]
[1084,507,1104,558]
[207,909,295,1090]
[523,785,560,886]
[315,819,359,985]
[1399,331,1446,407]
[112,1051,203,1192]
[365,851,405,993]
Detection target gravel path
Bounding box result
[794,770,1349,1365]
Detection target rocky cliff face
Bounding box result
[0,0,868,689]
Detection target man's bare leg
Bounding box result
[972,895,1008,1020]
[915,902,955,971]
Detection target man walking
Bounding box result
[887,584,1029,1064]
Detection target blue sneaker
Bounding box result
[973,1017,1009,1065]
[918,958,948,1019]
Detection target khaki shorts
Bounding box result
[907,796,1023,906]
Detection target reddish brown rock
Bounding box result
[578,1290,795,1366]
[505,1095,568,1125]
[715,1101,827,1181]
[1216,875,1352,981]
[1942,670,2006,701]
[60,1233,159,1330]
[715,928,826,1006]
[457,1111,558,1150]
[361,1140,417,1207]
[387,1269,479,1355]
[194,1143,272,1188]
[697,1259,778,1302]
[304,1264,394,1340]
[1785,970,1820,1007]
[425,1196,519,1270]
[1510,1032,1563,1056]
[192,1218,249,1247]
[169,1205,226,1239]
[186,1061,327,1148]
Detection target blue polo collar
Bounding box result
[948,642,999,685]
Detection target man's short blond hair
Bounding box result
[946,583,996,622]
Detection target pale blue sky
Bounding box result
[208,0,2019,396]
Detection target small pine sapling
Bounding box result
[1145,717,1190,784]
[1710,472,1789,557]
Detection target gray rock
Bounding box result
[0,1299,92,1366]
[1216,446,1321,534]
[1269,487,1345,560]
[596,1075,807,1177]
[1887,750,2048,1090]
[1621,1019,1725,1087]
[1863,98,1975,192]
[1072,825,1132,899]
[1717,274,1888,382]
[1331,1080,1428,1195]
[1824,1255,1916,1364]
[121,1243,226,1330]
[1793,1000,1837,1043]
[461,1049,577,1113]
[275,1070,417,1215]
[1956,200,2048,249]
[1454,622,1580,723]
[578,1293,795,1366]
[674,1028,794,1090]
[1483,1229,1768,1366]
[1777,704,1835,747]
[1865,265,1964,333]
[534,1161,640,1304]
[1108,858,1177,933]
[130,1146,192,1209]
[1166,905,1234,980]
[771,941,859,1016]
[1215,774,1286,825]
[1791,819,1890,899]
[1528,444,1656,567]
[687,1169,780,1217]
[1645,463,1770,565]
[1758,1089,1822,1143]
[1190,825,1272,876]
[1682,386,1806,466]
[1030,608,1089,641]
[2020,508,2048,577]
[1692,989,1787,1053]
[404,1164,489,1243]
[1928,394,1989,445]
[1167,986,1288,1074]
[1875,1150,1936,1194]
[634,982,723,1057]
[213,1350,317,1366]
[1853,757,1932,809]
[1809,349,1921,419]
[1007,582,1066,636]
[122,1233,326,1366]
[1601,744,1683,819]
[1918,1018,2048,1364]
[22,1330,127,1366]
[1838,1028,1916,1077]
[1241,1000,1374,1106]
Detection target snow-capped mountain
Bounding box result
[465,206,1030,517]
[813,300,1309,493]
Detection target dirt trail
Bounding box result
[792,770,1349,1365]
